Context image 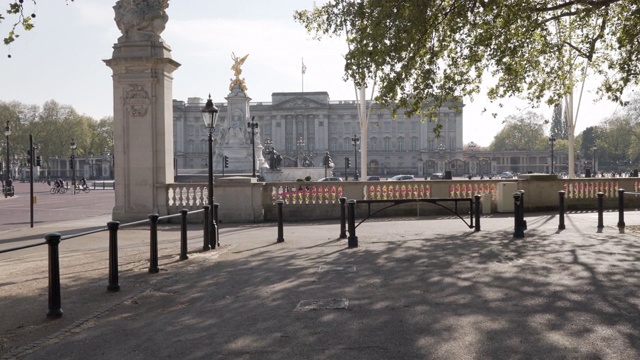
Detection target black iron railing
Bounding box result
[1,206,218,319]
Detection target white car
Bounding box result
[318,177,343,182]
[390,175,415,181]
[500,172,514,179]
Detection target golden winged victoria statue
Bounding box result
[230,52,249,93]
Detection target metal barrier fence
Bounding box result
[0,207,214,319]
[91,181,115,190]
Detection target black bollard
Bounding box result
[180,209,189,260]
[597,192,604,231]
[213,203,220,248]
[558,191,566,230]
[149,214,160,274]
[473,194,481,232]
[276,200,284,243]
[202,205,211,251]
[513,192,524,238]
[618,189,626,230]
[45,233,63,319]
[347,199,358,248]
[519,191,525,235]
[339,197,347,239]
[107,221,121,292]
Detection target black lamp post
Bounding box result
[89,153,94,180]
[351,134,360,180]
[592,145,597,176]
[468,141,476,176]
[247,116,258,177]
[438,141,445,172]
[4,121,10,187]
[548,136,556,174]
[201,94,219,249]
[104,150,112,180]
[296,137,305,167]
[70,139,77,194]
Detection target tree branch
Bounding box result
[534,0,621,12]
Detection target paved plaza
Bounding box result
[2,200,640,359]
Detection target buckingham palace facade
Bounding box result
[173,91,464,178]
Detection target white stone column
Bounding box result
[104,1,179,221]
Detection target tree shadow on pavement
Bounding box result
[3,218,640,359]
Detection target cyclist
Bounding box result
[80,176,88,190]
[3,178,14,197]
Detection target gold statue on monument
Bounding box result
[230,52,249,93]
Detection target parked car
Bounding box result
[318,177,343,182]
[429,173,445,180]
[367,176,381,181]
[390,175,415,181]
[499,172,515,179]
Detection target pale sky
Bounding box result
[0,0,625,147]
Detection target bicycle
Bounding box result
[74,184,91,194]
[50,186,67,194]
[3,185,15,198]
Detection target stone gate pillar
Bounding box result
[104,0,180,221]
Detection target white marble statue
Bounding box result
[113,0,169,43]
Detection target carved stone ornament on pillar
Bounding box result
[125,85,150,117]
[113,0,169,43]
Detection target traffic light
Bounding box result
[27,149,32,165]
[345,157,351,169]
[36,156,42,167]
[69,159,74,169]
[224,155,229,168]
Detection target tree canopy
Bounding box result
[0,100,113,169]
[490,111,547,151]
[2,1,74,50]
[550,103,569,139]
[295,1,640,117]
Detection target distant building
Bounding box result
[173,91,466,177]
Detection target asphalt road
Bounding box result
[0,181,114,240]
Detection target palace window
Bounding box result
[383,138,391,151]
[330,138,338,151]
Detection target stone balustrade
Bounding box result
[165,177,640,223]
[271,184,343,205]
